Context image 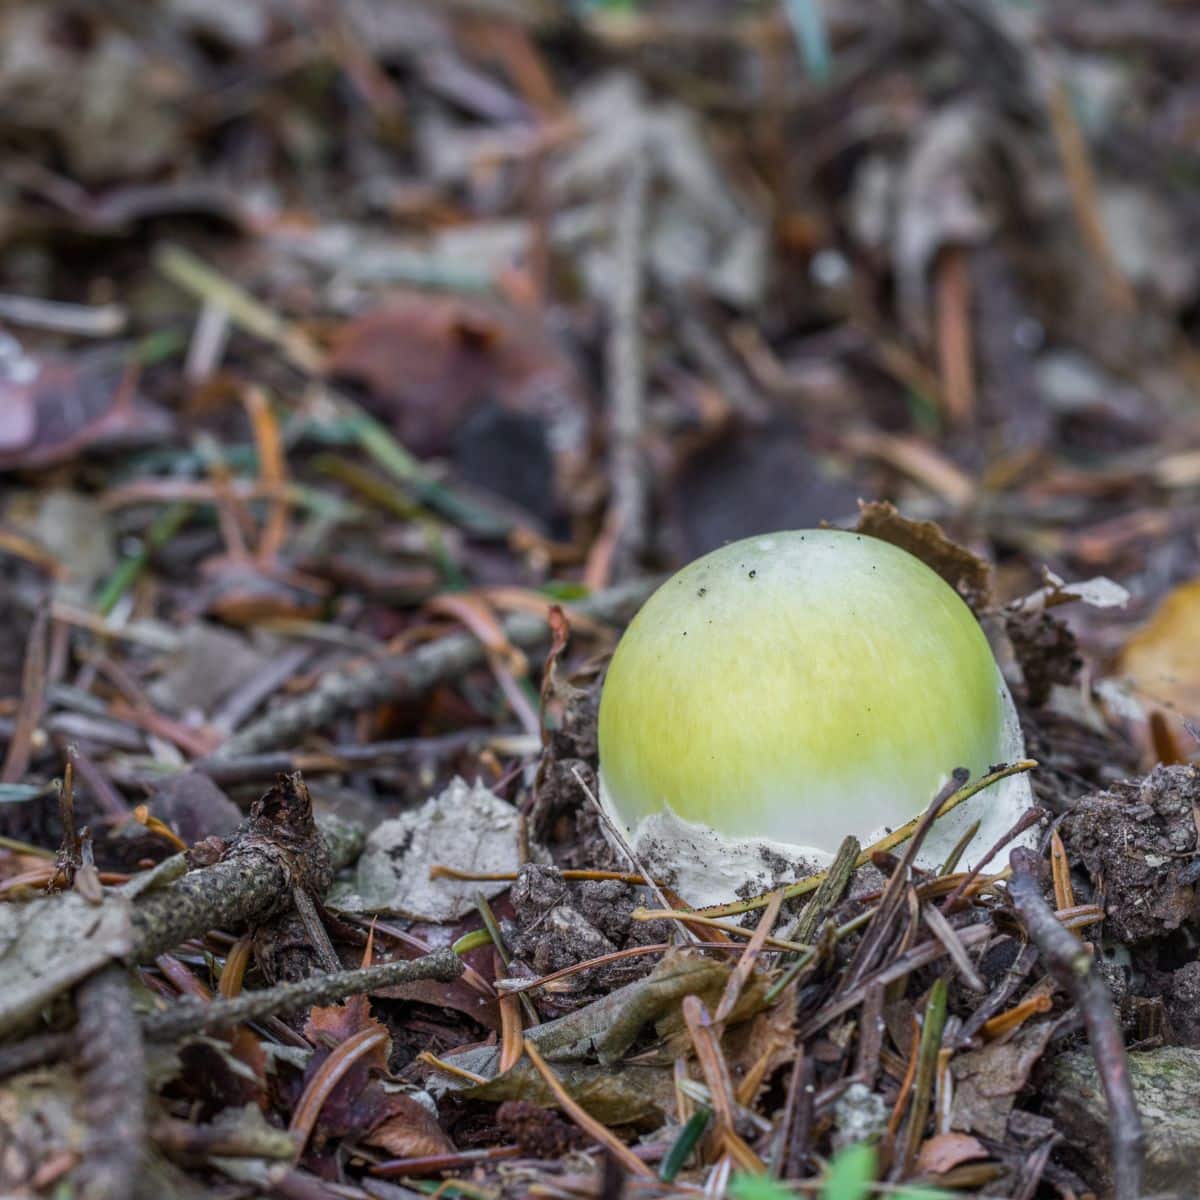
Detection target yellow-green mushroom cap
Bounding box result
[597,530,1034,904]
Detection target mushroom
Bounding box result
[597,530,1035,905]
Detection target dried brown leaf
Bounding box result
[856,500,992,610]
[916,1130,989,1175]
[362,1096,454,1158]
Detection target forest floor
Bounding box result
[2,3,1200,1199]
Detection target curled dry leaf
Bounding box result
[855,499,992,611]
[361,1095,454,1158]
[465,1060,676,1127]
[916,1130,990,1175]
[286,933,451,1159]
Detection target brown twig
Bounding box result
[74,966,146,1200]
[129,776,362,963]
[142,948,461,1042]
[1,605,49,784]
[1009,853,1144,1200]
[216,577,655,757]
[522,1038,652,1177]
[603,153,651,582]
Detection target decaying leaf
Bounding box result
[335,777,524,921]
[149,624,275,718]
[892,103,1010,341]
[148,771,243,847]
[916,1130,990,1175]
[950,1019,1057,1140]
[174,1034,269,1114]
[555,72,767,309]
[430,950,735,1092]
[0,350,173,471]
[6,488,115,602]
[0,891,133,1036]
[360,1093,454,1158]
[466,1059,675,1127]
[328,291,593,524]
[298,995,454,1156]
[855,500,992,611]
[593,949,735,1065]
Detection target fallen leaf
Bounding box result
[149,771,243,846]
[1119,578,1200,722]
[335,777,525,922]
[361,1095,454,1158]
[950,1019,1056,1140]
[465,1060,675,1127]
[149,623,275,717]
[328,291,593,524]
[856,500,992,611]
[305,994,383,1048]
[892,104,1004,341]
[554,71,767,308]
[0,891,133,1037]
[0,351,173,471]
[294,1001,393,1145]
[7,488,116,602]
[916,1131,989,1175]
[175,1035,269,1113]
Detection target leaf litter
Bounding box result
[1,2,1200,1199]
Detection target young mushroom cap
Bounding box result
[597,530,1035,905]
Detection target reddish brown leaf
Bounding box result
[361,1096,454,1159]
[327,291,593,521]
[916,1131,989,1175]
[305,996,380,1046]
[0,352,173,470]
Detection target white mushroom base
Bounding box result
[598,763,1038,910]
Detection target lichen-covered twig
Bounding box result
[142,948,461,1042]
[74,965,146,1200]
[130,774,362,963]
[1009,852,1144,1200]
[215,577,655,758]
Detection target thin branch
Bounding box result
[142,948,461,1042]
[217,577,656,757]
[522,1038,652,1178]
[604,152,651,582]
[74,966,146,1200]
[129,778,361,963]
[1009,854,1144,1200]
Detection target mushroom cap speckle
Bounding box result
[598,530,1032,899]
